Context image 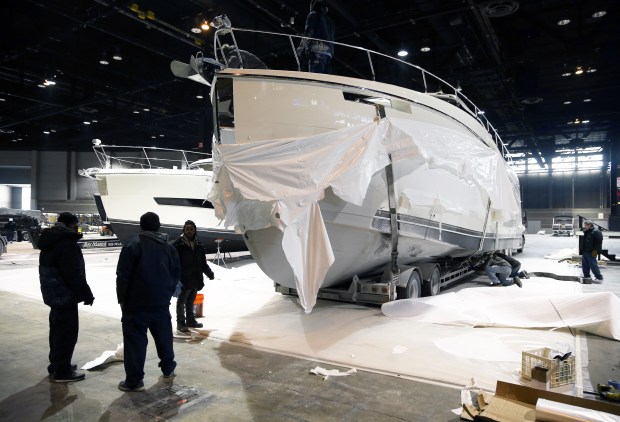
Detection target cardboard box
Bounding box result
[479,381,620,421]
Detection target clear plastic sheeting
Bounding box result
[208,117,522,312]
[536,398,620,422]
[382,289,620,341]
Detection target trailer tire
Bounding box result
[397,271,421,299]
[423,266,441,297]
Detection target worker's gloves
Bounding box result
[591,250,598,258]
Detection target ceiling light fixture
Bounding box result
[563,100,571,105]
[196,94,204,99]
[397,50,408,57]
[99,58,109,65]
[44,79,56,86]
[43,129,51,134]
[583,98,591,102]
[83,121,91,125]
[574,66,584,75]
[143,108,150,111]
[200,21,210,31]
[592,11,606,18]
[477,110,485,115]
[557,19,570,26]
[582,120,590,124]
[586,67,597,73]
[112,53,122,61]
[420,46,431,52]
[133,110,140,114]
[561,72,571,77]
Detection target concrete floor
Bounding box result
[0,234,619,421]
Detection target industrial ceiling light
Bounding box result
[43,129,51,134]
[133,110,140,114]
[586,67,597,73]
[477,110,485,115]
[200,21,210,31]
[557,19,570,26]
[83,121,91,125]
[582,120,590,123]
[196,94,204,99]
[397,50,408,57]
[420,46,431,52]
[112,48,123,61]
[583,98,591,102]
[143,107,150,111]
[563,100,571,105]
[561,72,572,77]
[574,66,584,75]
[592,10,606,18]
[43,79,56,86]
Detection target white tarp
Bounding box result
[208,117,522,312]
[381,290,620,341]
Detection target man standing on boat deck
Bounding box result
[297,0,335,74]
[116,212,180,392]
[581,220,604,281]
[172,220,214,334]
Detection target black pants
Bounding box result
[176,288,198,325]
[121,307,176,388]
[48,303,78,376]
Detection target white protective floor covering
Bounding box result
[1,245,616,392]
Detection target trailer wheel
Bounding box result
[423,266,441,297]
[397,271,421,299]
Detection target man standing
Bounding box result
[3,218,16,243]
[582,220,604,281]
[172,220,214,333]
[116,212,180,392]
[39,212,94,382]
[297,0,335,74]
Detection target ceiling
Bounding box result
[1,0,618,163]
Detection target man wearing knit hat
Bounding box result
[39,212,95,383]
[172,220,214,333]
[115,212,180,392]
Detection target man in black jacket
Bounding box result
[116,212,180,392]
[582,220,604,281]
[172,220,214,333]
[39,212,94,383]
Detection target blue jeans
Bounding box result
[582,253,602,279]
[486,265,513,285]
[308,53,332,74]
[122,307,176,387]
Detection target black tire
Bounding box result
[422,266,441,297]
[21,231,30,242]
[397,271,422,299]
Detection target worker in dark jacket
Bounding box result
[297,0,335,73]
[116,212,180,392]
[582,220,603,281]
[3,218,16,242]
[495,251,530,281]
[483,251,522,287]
[172,220,214,333]
[39,212,94,383]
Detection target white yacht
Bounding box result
[178,24,525,311]
[80,145,245,253]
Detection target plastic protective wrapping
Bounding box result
[208,117,522,312]
[381,290,620,341]
[536,398,620,422]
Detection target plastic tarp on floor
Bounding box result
[208,117,522,312]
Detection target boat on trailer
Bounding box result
[80,144,246,253]
[175,24,525,312]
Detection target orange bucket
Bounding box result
[193,293,204,318]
